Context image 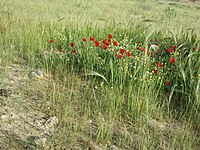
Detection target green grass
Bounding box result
[0,0,200,149]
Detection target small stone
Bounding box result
[45,116,58,127]
[1,115,8,119]
[34,137,47,147]
[148,119,167,131]
[42,116,59,135]
[109,145,119,150]
[28,70,44,79]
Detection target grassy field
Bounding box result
[0,0,200,149]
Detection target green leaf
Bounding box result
[84,70,108,83]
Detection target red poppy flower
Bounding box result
[137,46,141,50]
[70,43,75,47]
[90,36,95,41]
[167,48,172,53]
[169,57,175,63]
[157,62,162,68]
[116,53,122,59]
[165,81,171,86]
[141,47,145,52]
[171,45,176,50]
[154,69,158,74]
[113,41,118,46]
[126,51,131,58]
[103,44,108,50]
[94,41,100,47]
[108,34,113,39]
[49,39,54,43]
[147,51,151,56]
[120,48,125,54]
[108,39,111,43]
[155,43,158,46]
[71,50,76,53]
[82,38,87,42]
[102,39,107,44]
[102,39,109,46]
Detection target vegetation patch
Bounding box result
[0,0,200,149]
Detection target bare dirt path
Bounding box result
[0,64,57,149]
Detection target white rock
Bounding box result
[45,116,58,127]
[148,119,167,131]
[109,145,119,150]
[1,115,8,119]
[41,116,59,135]
[28,70,44,79]
[34,137,47,147]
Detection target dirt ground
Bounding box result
[0,64,57,149]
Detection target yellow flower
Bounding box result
[135,56,139,60]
